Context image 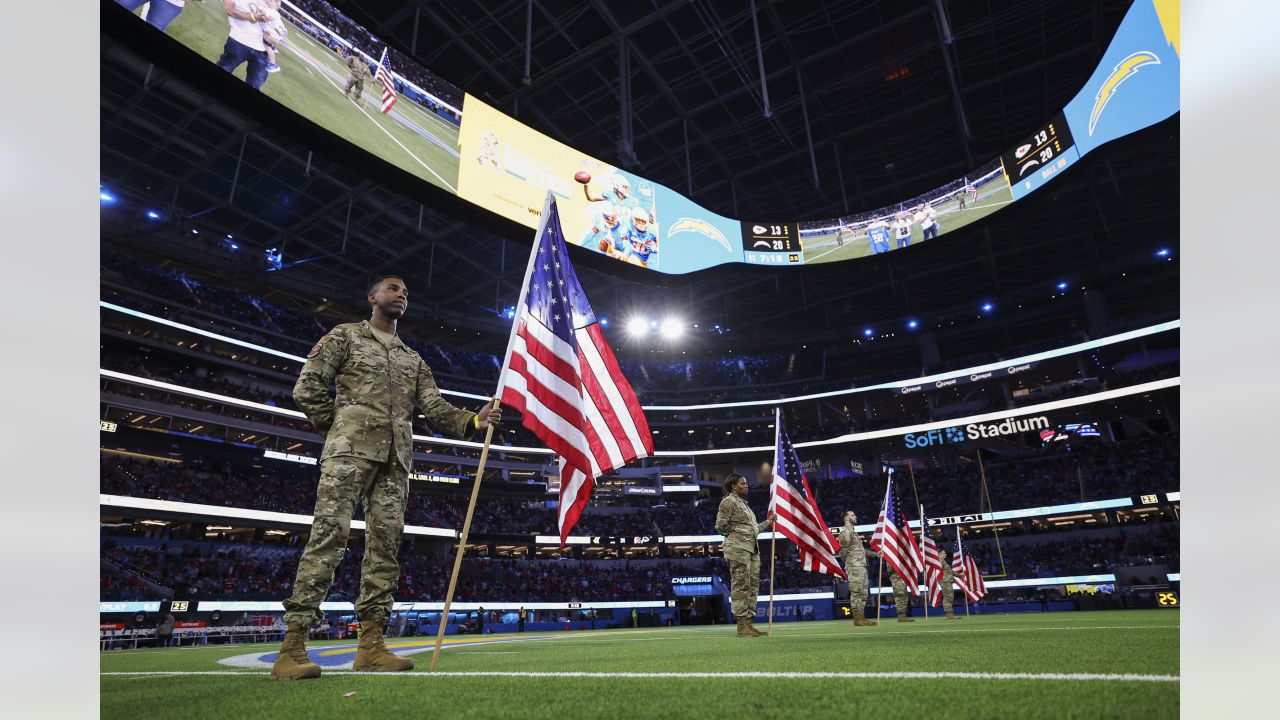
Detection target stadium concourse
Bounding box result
[100,0,1179,717]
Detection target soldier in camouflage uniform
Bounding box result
[888,566,915,622]
[938,549,961,619]
[271,275,502,680]
[715,473,775,637]
[343,50,372,101]
[836,511,876,627]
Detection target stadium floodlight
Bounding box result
[600,317,610,327]
[981,303,994,313]
[146,210,161,220]
[504,307,516,320]
[863,328,874,337]
[99,191,115,203]
[660,317,684,340]
[1056,282,1068,291]
[907,319,919,330]
[1156,248,1170,257]
[627,317,649,337]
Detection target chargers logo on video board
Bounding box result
[1063,0,1179,157]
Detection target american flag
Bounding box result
[767,410,846,579]
[952,535,988,602]
[374,48,397,114]
[497,195,653,543]
[869,474,924,596]
[920,512,945,607]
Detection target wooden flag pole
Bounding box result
[429,397,501,672]
[919,502,929,622]
[875,556,884,625]
[767,530,777,636]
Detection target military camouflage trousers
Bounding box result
[941,582,955,613]
[283,455,408,628]
[726,549,761,620]
[845,564,869,613]
[344,77,365,98]
[890,573,909,615]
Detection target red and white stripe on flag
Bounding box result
[921,531,945,607]
[374,63,397,113]
[952,552,988,602]
[770,475,847,579]
[869,482,924,596]
[499,196,652,543]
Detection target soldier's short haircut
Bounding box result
[723,472,745,493]
[368,275,406,296]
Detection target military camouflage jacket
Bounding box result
[293,320,477,470]
[715,494,767,555]
[837,527,869,568]
[346,56,370,78]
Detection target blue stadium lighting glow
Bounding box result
[1156,248,1170,257]
[981,303,994,313]
[145,210,161,220]
[99,191,115,203]
[600,317,609,327]
[863,328,874,337]
[191,229,199,235]
[649,319,659,330]
[907,319,918,330]
[1056,281,1068,291]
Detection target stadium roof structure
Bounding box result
[99,0,1177,358]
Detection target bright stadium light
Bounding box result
[1056,281,1068,291]
[627,317,649,337]
[863,328,874,337]
[1156,248,1170,257]
[981,303,994,313]
[99,190,115,203]
[600,317,610,327]
[145,210,161,220]
[660,318,684,339]
[907,319,919,330]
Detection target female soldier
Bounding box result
[716,473,776,637]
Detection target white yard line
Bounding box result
[101,670,1178,683]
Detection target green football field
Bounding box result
[802,180,1015,264]
[100,610,1178,719]
[139,2,462,192]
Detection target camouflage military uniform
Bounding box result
[344,55,371,100]
[282,320,478,628]
[889,569,910,616]
[715,494,769,621]
[939,563,957,614]
[837,526,871,614]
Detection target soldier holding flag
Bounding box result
[837,511,877,627]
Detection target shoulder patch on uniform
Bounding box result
[307,338,328,358]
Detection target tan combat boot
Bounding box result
[945,610,961,619]
[735,618,754,637]
[353,618,414,672]
[896,613,915,623]
[270,622,321,680]
[746,620,765,637]
[853,610,877,627]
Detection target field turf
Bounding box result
[137,2,462,192]
[802,181,1015,264]
[100,610,1178,719]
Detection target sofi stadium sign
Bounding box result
[903,416,1051,448]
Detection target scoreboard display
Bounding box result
[1001,112,1081,200]
[1156,591,1179,608]
[742,222,803,266]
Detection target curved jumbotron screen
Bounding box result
[116,0,1178,274]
